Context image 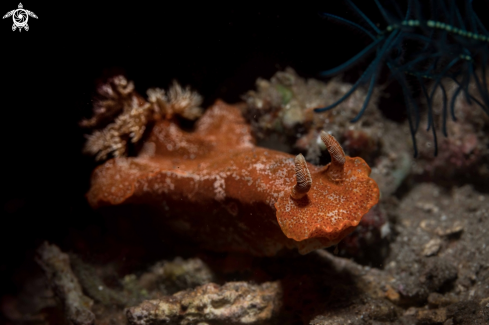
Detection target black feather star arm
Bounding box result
[315,0,489,157]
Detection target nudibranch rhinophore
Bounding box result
[275,131,380,253]
[87,100,379,256]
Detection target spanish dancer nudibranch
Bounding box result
[87,100,380,256]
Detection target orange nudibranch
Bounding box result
[87,100,379,256]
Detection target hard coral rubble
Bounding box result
[82,76,203,161]
[34,243,219,324]
[241,68,412,198]
[36,242,95,325]
[241,68,381,160]
[87,91,379,255]
[125,281,282,325]
[70,254,215,308]
[137,257,215,295]
[69,254,127,307]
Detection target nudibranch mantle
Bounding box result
[87,100,379,256]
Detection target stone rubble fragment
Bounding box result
[36,242,95,325]
[125,281,282,325]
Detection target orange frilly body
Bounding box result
[87,100,379,256]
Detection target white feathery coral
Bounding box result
[80,76,135,128]
[167,81,203,120]
[82,77,203,161]
[146,87,167,117]
[83,96,152,161]
[147,81,203,120]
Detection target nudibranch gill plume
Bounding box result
[87,100,379,256]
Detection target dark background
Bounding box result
[1,1,488,298]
